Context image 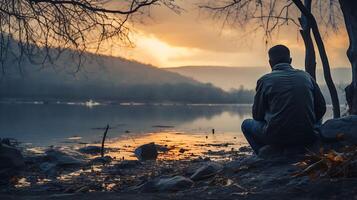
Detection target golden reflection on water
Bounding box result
[104,131,248,160]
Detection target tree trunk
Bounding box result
[298,0,316,79]
[292,0,340,118]
[339,0,357,115]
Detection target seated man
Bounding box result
[241,45,326,154]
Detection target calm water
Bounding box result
[0,103,334,147]
[0,103,252,146]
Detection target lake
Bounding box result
[0,103,250,145]
[0,102,335,159]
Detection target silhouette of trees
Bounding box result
[0,0,179,73]
[0,78,256,104]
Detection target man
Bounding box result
[241,45,326,154]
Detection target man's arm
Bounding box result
[312,79,326,121]
[252,78,266,121]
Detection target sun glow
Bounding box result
[110,33,195,67]
[96,28,350,68]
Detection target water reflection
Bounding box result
[0,104,251,146]
[106,131,248,160]
[0,103,334,146]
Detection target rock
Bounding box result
[155,176,193,192]
[286,176,309,187]
[258,145,282,159]
[206,150,226,156]
[320,115,357,146]
[139,176,193,192]
[39,162,57,176]
[89,156,113,165]
[191,156,211,163]
[348,160,357,177]
[0,138,11,146]
[224,156,263,173]
[179,148,187,153]
[203,157,211,161]
[115,160,141,169]
[190,162,223,181]
[45,149,85,167]
[156,145,170,152]
[24,155,45,165]
[0,143,25,170]
[0,143,25,180]
[258,145,308,159]
[134,142,158,161]
[238,146,252,153]
[78,146,102,154]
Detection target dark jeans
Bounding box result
[241,119,320,154]
[241,119,267,154]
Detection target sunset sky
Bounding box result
[108,1,350,69]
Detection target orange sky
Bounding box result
[104,1,350,69]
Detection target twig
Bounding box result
[101,124,110,158]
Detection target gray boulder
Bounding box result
[134,142,158,161]
[190,162,223,181]
[320,115,357,145]
[139,176,193,192]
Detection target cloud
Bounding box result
[104,1,351,68]
[133,2,253,53]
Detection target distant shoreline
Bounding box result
[0,99,342,107]
[0,98,254,107]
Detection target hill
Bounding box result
[166,66,352,90]
[0,48,255,103]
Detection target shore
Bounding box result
[2,132,357,200]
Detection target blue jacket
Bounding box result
[253,63,326,145]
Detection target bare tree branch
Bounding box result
[0,0,180,74]
[200,0,342,41]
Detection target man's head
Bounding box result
[268,45,292,68]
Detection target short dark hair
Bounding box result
[268,45,290,65]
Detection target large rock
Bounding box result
[0,143,25,182]
[190,162,223,181]
[139,176,193,192]
[320,115,357,145]
[0,143,25,170]
[134,142,158,161]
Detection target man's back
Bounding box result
[253,63,326,146]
